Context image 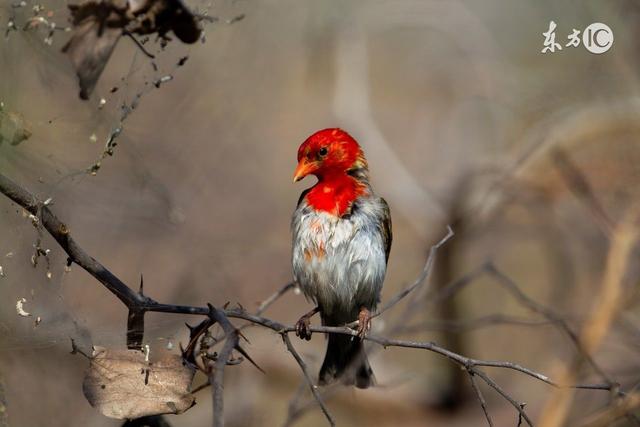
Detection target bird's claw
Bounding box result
[357,307,371,338]
[295,316,312,341]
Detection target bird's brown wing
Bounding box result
[379,197,392,264]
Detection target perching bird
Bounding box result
[291,128,392,388]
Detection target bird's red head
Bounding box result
[293,128,367,182]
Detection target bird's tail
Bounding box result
[318,333,374,389]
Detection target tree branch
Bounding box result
[0,172,626,426]
[281,334,335,426]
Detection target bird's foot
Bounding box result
[357,307,372,338]
[295,306,319,341]
[295,316,312,341]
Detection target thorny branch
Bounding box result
[0,172,630,426]
[207,305,245,427]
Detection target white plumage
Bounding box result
[292,193,388,324]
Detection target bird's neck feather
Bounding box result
[306,172,368,217]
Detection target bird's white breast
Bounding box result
[291,196,387,323]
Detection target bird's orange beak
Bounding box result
[293,159,316,182]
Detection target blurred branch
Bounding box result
[580,392,640,427]
[256,282,296,316]
[401,314,551,334]
[0,172,626,426]
[539,209,640,427]
[486,264,613,383]
[420,260,614,385]
[552,149,615,236]
[281,334,335,426]
[373,226,454,319]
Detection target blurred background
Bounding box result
[1,0,640,425]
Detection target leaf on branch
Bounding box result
[82,346,196,419]
[62,0,202,99]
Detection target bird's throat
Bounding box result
[305,174,367,217]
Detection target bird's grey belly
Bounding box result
[292,213,386,324]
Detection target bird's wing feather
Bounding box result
[296,188,311,209]
[379,197,392,264]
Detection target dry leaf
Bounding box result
[82,346,196,419]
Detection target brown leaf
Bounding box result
[82,346,196,419]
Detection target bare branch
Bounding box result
[401,314,551,334]
[552,149,614,236]
[207,306,238,427]
[281,334,335,427]
[256,282,296,316]
[374,225,453,318]
[539,210,640,427]
[468,371,494,427]
[473,369,532,427]
[580,393,640,427]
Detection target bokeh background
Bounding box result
[1,0,640,425]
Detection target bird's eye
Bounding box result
[318,147,328,157]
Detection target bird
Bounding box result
[291,128,392,388]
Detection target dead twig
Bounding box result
[281,334,335,427]
[552,149,615,236]
[468,371,494,427]
[373,225,454,320]
[256,282,296,316]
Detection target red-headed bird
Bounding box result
[291,128,392,388]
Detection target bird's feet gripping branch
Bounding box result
[295,306,319,341]
[357,307,372,338]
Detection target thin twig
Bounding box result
[473,369,532,427]
[124,32,156,59]
[374,225,453,318]
[486,263,613,384]
[552,149,614,236]
[282,381,307,427]
[400,314,551,334]
[256,282,296,315]
[468,371,494,427]
[281,334,335,426]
